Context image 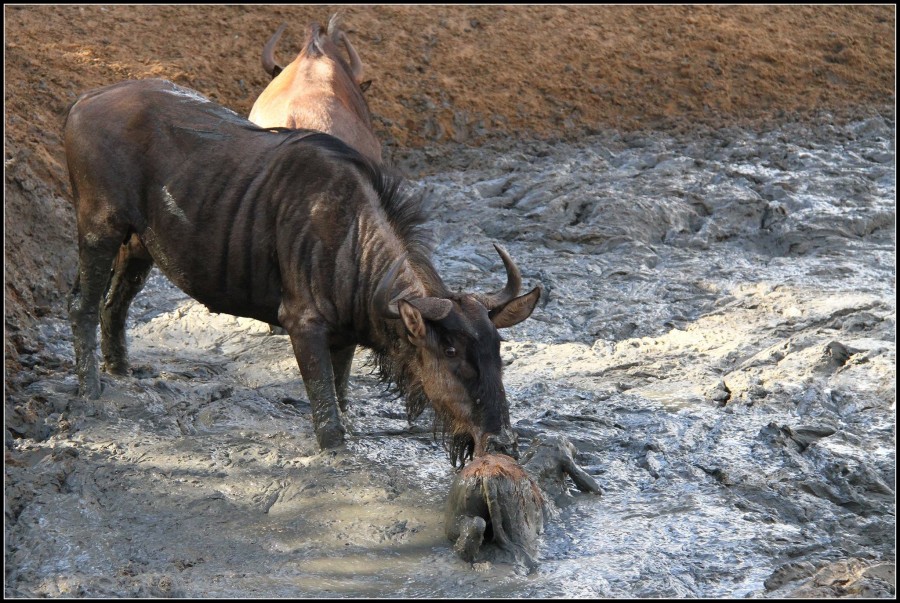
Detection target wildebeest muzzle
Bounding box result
[484,426,520,459]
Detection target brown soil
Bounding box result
[3,5,895,388]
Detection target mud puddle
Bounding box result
[5,116,895,598]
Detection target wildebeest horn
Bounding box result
[482,244,523,310]
[326,13,364,84]
[374,254,408,319]
[339,31,364,84]
[262,23,287,78]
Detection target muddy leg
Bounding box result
[332,344,355,413]
[453,516,486,562]
[282,312,346,450]
[100,236,153,375]
[484,478,540,572]
[68,239,120,399]
[563,455,602,495]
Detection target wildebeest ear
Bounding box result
[488,285,541,329]
[398,299,427,344]
[409,297,452,321]
[359,79,373,93]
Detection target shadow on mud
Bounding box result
[5,116,895,598]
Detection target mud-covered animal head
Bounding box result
[376,245,541,467]
[521,433,602,506]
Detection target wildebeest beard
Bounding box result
[371,346,476,468]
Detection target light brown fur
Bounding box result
[249,17,382,163]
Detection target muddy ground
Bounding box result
[4,4,896,599]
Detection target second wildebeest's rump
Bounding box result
[63,78,541,464]
[445,434,602,571]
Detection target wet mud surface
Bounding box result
[5,115,894,597]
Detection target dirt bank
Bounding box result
[3,5,895,360]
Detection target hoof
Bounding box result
[80,379,103,400]
[103,361,130,376]
[316,421,346,450]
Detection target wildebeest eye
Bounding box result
[444,346,457,358]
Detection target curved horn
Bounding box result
[325,13,363,84]
[339,31,364,84]
[482,244,523,310]
[374,254,408,319]
[262,23,287,78]
[326,12,342,39]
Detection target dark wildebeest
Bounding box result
[64,78,540,464]
[249,15,381,163]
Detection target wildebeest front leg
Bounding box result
[68,239,120,399]
[100,236,153,375]
[332,344,355,414]
[284,318,346,450]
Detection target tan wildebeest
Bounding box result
[249,15,382,163]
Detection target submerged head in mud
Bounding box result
[374,246,542,467]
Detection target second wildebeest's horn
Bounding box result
[340,31,364,84]
[262,22,288,78]
[327,13,364,85]
[482,244,523,310]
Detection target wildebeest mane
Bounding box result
[260,127,447,295]
[246,124,463,460]
[304,22,328,59]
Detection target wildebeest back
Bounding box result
[65,78,386,328]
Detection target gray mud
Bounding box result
[5,116,895,598]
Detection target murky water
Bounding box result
[5,115,895,597]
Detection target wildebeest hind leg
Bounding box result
[68,236,121,399]
[100,235,153,375]
[453,516,487,562]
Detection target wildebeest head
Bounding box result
[375,245,541,467]
[251,14,381,163]
[261,15,372,93]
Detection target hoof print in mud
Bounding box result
[444,434,601,572]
